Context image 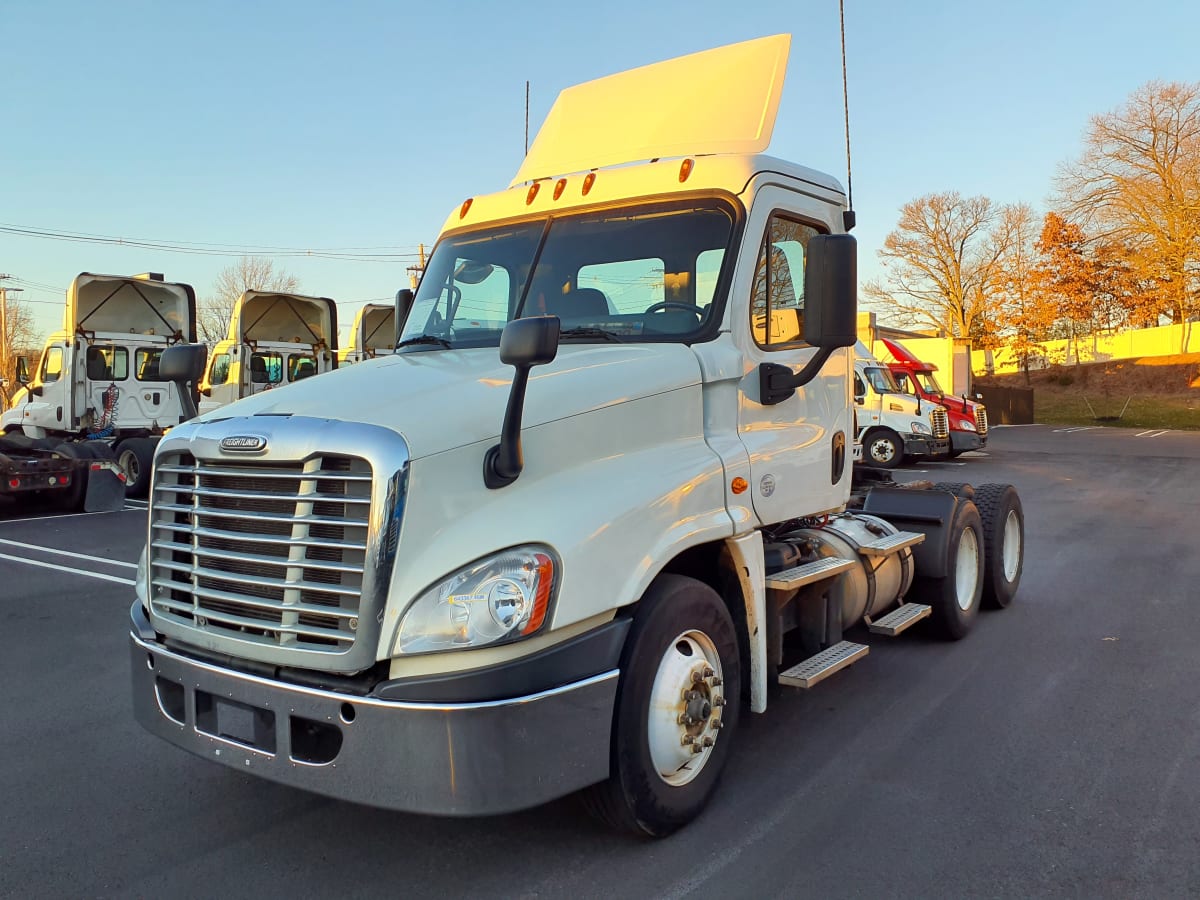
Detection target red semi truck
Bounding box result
[880,338,988,457]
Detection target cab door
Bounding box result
[734,186,852,525]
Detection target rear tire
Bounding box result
[582,575,740,837]
[973,483,1023,609]
[51,442,90,510]
[930,482,974,500]
[116,437,156,498]
[910,500,984,640]
[864,428,903,469]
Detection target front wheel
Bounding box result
[582,575,740,837]
[864,428,903,469]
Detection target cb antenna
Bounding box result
[839,0,856,231]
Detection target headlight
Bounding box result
[396,547,556,654]
[911,422,931,436]
[959,419,977,432]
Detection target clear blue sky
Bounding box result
[3,0,1198,341]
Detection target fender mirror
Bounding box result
[483,316,560,489]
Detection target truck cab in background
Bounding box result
[0,272,199,497]
[199,291,338,415]
[338,302,395,365]
[853,342,948,468]
[880,337,987,457]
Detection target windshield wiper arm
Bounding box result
[558,327,624,343]
[396,334,452,349]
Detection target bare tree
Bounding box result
[1,294,42,411]
[199,257,300,343]
[863,192,1012,340]
[1056,81,1200,345]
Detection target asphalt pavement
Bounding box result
[2,427,1198,898]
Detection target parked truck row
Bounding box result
[126,35,1025,837]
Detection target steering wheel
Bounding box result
[643,301,704,320]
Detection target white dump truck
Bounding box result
[1,272,199,497]
[198,291,338,415]
[854,342,949,468]
[131,36,1025,837]
[338,302,397,365]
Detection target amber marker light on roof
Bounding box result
[679,158,694,182]
[553,178,567,200]
[526,182,540,205]
[459,198,473,219]
[582,172,596,195]
[731,477,748,494]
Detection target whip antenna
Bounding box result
[839,0,856,231]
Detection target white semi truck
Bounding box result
[198,291,339,416]
[853,342,949,468]
[131,36,1025,837]
[1,272,199,497]
[338,302,396,365]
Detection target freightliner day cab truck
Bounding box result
[338,302,396,365]
[199,291,339,416]
[880,337,988,457]
[1,272,200,498]
[853,342,948,468]
[131,36,1026,837]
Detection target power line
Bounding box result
[0,222,426,263]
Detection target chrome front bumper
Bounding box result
[130,631,618,816]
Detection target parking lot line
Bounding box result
[0,537,138,569]
[0,551,135,586]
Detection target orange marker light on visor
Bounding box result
[731,477,748,495]
[459,198,473,219]
[553,178,567,200]
[526,182,540,205]
[679,158,694,182]
[582,172,596,195]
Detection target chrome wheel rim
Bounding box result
[869,438,896,464]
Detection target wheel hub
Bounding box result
[648,633,725,785]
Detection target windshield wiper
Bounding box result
[558,327,625,343]
[396,334,452,350]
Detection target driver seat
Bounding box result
[542,287,609,319]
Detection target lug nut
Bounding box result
[710,676,722,686]
[692,671,703,683]
[702,736,714,748]
[690,744,704,754]
[712,696,725,707]
[681,735,695,746]
[711,719,723,730]
[702,667,714,679]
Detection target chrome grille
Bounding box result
[975,406,988,435]
[930,407,949,440]
[149,452,372,654]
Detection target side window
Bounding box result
[209,353,231,386]
[750,215,820,349]
[288,354,317,381]
[450,260,511,328]
[249,352,283,385]
[893,371,912,394]
[86,346,128,381]
[40,346,64,384]
[695,248,724,308]
[135,349,163,381]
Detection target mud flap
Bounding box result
[84,461,128,512]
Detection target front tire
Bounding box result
[973,483,1023,609]
[864,428,903,469]
[582,575,740,837]
[911,499,984,640]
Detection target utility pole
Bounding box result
[406,243,427,290]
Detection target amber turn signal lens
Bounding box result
[526,182,540,205]
[459,198,473,219]
[679,158,694,182]
[553,178,567,200]
[582,172,596,195]
[731,477,748,495]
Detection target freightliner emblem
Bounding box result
[220,435,267,452]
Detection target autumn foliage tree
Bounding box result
[1056,80,1200,345]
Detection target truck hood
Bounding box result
[68,273,196,341]
[195,343,703,460]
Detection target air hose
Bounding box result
[87,382,120,440]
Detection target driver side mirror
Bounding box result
[759,234,858,405]
[15,357,30,386]
[394,289,414,346]
[160,343,209,422]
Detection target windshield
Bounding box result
[398,198,737,349]
[863,366,900,393]
[916,371,942,395]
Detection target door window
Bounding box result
[750,216,821,349]
[209,353,231,386]
[40,346,64,384]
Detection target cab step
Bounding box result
[866,602,931,636]
[765,556,856,592]
[778,641,869,689]
[858,530,925,557]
